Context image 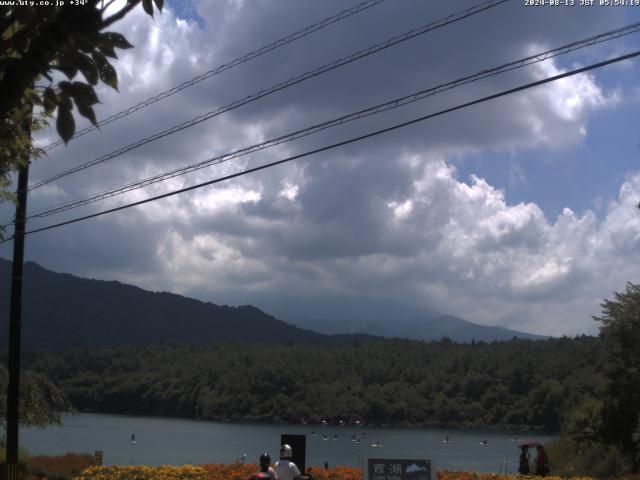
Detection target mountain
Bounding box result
[0,259,544,350]
[257,297,546,342]
[0,259,374,351]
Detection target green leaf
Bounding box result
[76,102,98,127]
[99,62,118,91]
[153,0,164,10]
[56,104,75,143]
[43,87,58,115]
[142,0,154,16]
[70,81,100,107]
[102,32,134,50]
[57,81,73,95]
[75,33,98,54]
[75,52,98,85]
[99,42,118,59]
[25,89,42,106]
[56,64,78,80]
[92,51,118,91]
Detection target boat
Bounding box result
[371,440,383,448]
[480,440,488,446]
[130,433,136,445]
[442,435,452,444]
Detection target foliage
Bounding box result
[0,365,74,428]
[593,283,640,469]
[563,399,604,447]
[27,453,95,480]
[551,283,640,477]
[545,438,633,479]
[0,445,29,463]
[0,0,163,198]
[25,336,604,431]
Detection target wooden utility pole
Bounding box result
[5,129,31,480]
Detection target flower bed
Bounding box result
[71,464,362,480]
[437,471,593,480]
[28,453,95,480]
[72,465,208,480]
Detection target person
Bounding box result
[249,453,277,480]
[535,444,549,477]
[518,445,530,475]
[275,444,302,480]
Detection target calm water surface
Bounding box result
[21,413,554,473]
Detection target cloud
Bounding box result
[1,0,638,337]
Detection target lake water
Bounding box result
[21,413,554,473]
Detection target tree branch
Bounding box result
[101,0,139,29]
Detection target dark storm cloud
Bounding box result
[3,0,639,336]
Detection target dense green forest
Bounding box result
[25,336,603,431]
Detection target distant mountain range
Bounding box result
[258,297,546,342]
[0,259,544,351]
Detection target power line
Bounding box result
[41,0,389,152]
[25,22,640,220]
[28,0,510,192]
[4,49,637,243]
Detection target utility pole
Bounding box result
[5,121,31,480]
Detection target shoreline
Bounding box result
[65,410,559,436]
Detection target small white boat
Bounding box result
[130,433,136,445]
[371,441,383,448]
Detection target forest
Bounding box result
[24,335,604,432]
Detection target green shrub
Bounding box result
[546,437,633,479]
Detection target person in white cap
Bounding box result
[274,444,301,480]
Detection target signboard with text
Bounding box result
[368,458,431,480]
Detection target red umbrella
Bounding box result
[518,441,542,448]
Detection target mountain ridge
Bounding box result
[0,258,544,349]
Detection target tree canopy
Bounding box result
[0,365,73,429]
[549,282,640,477]
[25,336,604,431]
[595,282,640,470]
[0,0,163,199]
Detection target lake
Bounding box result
[21,413,554,473]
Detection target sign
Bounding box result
[368,458,431,480]
[281,434,306,473]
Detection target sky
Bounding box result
[2,0,640,336]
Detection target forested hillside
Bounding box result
[0,259,375,349]
[26,336,603,431]
[0,259,542,347]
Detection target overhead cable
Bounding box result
[25,22,640,220]
[28,0,510,191]
[4,49,637,242]
[42,0,389,151]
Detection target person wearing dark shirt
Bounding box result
[518,445,530,475]
[535,445,549,477]
[249,453,277,480]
